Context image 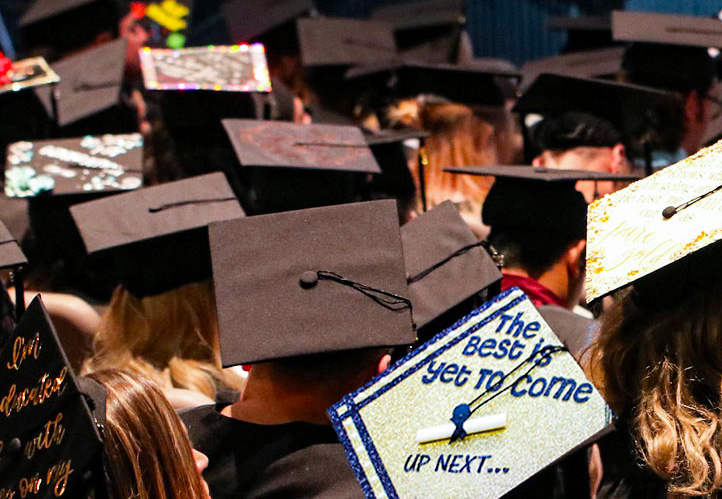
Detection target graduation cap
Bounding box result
[546,15,614,53]
[521,47,625,86]
[133,0,194,49]
[297,17,397,67]
[209,199,415,366]
[612,11,718,96]
[0,56,57,165]
[222,0,314,44]
[4,134,143,198]
[33,39,136,134]
[445,166,640,240]
[141,44,269,129]
[19,0,120,60]
[370,0,467,63]
[328,287,612,498]
[586,139,722,304]
[346,61,518,108]
[70,172,245,297]
[0,295,106,498]
[0,219,28,319]
[222,119,380,213]
[401,200,502,335]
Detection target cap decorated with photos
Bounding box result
[70,172,245,297]
[445,166,640,240]
[209,200,415,366]
[0,295,106,499]
[33,39,134,132]
[587,138,722,304]
[5,134,143,198]
[328,287,611,498]
[401,201,502,332]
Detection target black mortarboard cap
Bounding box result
[0,219,27,269]
[19,0,119,60]
[613,11,718,95]
[223,0,314,43]
[209,200,415,365]
[521,47,625,85]
[34,39,135,133]
[297,17,397,67]
[346,61,517,107]
[5,134,143,197]
[70,172,245,297]
[445,166,639,240]
[0,295,105,498]
[547,15,614,53]
[223,119,380,173]
[401,200,501,331]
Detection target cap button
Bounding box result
[299,271,318,289]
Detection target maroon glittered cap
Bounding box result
[34,38,127,127]
[209,199,415,366]
[297,17,398,67]
[401,201,501,330]
[0,220,27,269]
[223,119,381,173]
[70,172,244,254]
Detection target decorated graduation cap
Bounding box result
[445,166,640,240]
[70,172,244,297]
[132,0,194,49]
[4,134,143,198]
[401,201,502,337]
[209,200,415,366]
[586,139,722,304]
[514,73,675,151]
[328,287,611,498]
[222,119,380,214]
[346,61,518,108]
[141,44,270,128]
[0,295,107,498]
[33,39,136,134]
[613,11,718,95]
[521,47,625,86]
[19,0,119,60]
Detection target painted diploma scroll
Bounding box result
[329,288,611,498]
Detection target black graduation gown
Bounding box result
[182,404,364,499]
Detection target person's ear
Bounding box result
[377,354,391,375]
[609,144,626,174]
[532,155,545,167]
[564,239,587,278]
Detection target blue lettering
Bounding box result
[455,365,472,387]
[507,312,525,337]
[523,321,540,339]
[574,383,593,403]
[493,339,510,359]
[545,376,576,401]
[422,361,445,384]
[508,339,525,360]
[475,368,493,389]
[496,314,513,332]
[479,338,496,357]
[439,364,459,383]
[486,371,504,392]
[448,454,464,473]
[435,454,451,472]
[511,375,529,397]
[528,377,546,397]
[462,336,480,356]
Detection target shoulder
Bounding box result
[247,442,364,499]
[537,305,597,362]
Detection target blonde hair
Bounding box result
[87,369,208,499]
[585,286,722,496]
[84,281,239,400]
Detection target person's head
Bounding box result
[84,281,230,401]
[622,43,718,154]
[87,369,210,499]
[530,111,630,202]
[585,284,722,496]
[249,348,391,404]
